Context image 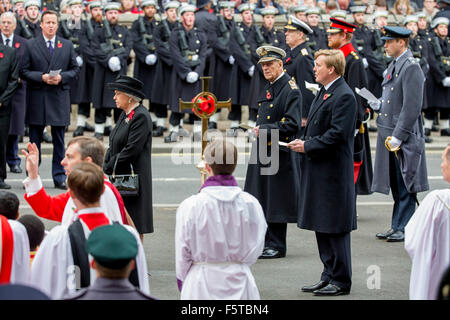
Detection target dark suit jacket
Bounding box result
[9,34,27,135]
[0,44,19,110]
[104,104,153,234]
[298,77,357,233]
[21,34,79,126]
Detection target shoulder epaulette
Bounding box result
[301,48,308,56]
[351,51,359,60]
[289,79,298,89]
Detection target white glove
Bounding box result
[145,54,157,65]
[108,56,121,72]
[368,99,381,111]
[228,55,235,65]
[248,65,255,77]
[186,71,199,84]
[362,58,368,69]
[442,76,450,87]
[76,56,83,67]
[390,136,402,148]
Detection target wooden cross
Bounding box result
[179,76,231,184]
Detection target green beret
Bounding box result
[86,224,138,269]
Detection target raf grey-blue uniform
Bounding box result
[372,26,429,242]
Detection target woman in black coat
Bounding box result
[103,76,153,239]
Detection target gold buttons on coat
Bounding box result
[267,116,271,120]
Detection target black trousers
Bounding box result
[6,135,20,168]
[389,152,417,232]
[29,125,66,185]
[424,107,449,121]
[94,108,123,124]
[228,104,243,122]
[77,102,91,118]
[315,231,352,290]
[249,108,258,122]
[265,222,287,255]
[0,109,11,180]
[149,102,168,118]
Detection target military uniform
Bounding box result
[244,46,302,259]
[91,3,133,138]
[248,8,286,124]
[372,27,429,242]
[15,18,41,39]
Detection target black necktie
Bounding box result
[48,40,53,56]
[5,39,10,47]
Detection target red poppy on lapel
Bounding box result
[125,110,135,124]
[14,42,20,49]
[323,93,331,100]
[266,91,271,99]
[0,52,3,59]
[387,74,391,80]
[285,57,291,64]
[57,41,62,48]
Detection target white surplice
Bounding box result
[175,186,267,300]
[405,189,450,300]
[29,208,149,299]
[9,220,30,285]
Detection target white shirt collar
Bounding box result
[43,35,56,46]
[75,207,104,215]
[1,33,14,46]
[324,76,341,91]
[270,72,285,85]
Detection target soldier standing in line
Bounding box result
[293,5,308,23]
[281,16,315,135]
[131,0,160,128]
[207,1,236,130]
[248,7,286,139]
[17,0,41,39]
[72,0,104,137]
[58,0,95,137]
[151,0,179,137]
[424,17,450,137]
[305,7,328,54]
[227,2,255,137]
[91,2,132,141]
[165,4,207,143]
[194,0,216,76]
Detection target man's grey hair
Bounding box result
[0,12,17,25]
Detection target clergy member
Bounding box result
[175,140,267,299]
[405,145,450,300]
[30,163,149,299]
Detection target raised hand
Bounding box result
[21,142,40,179]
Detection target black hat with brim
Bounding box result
[107,75,146,100]
[381,26,412,40]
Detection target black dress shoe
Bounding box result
[152,126,165,137]
[301,281,329,293]
[84,122,95,132]
[376,228,395,239]
[441,128,450,136]
[54,181,67,190]
[164,131,179,143]
[10,165,22,174]
[104,126,112,136]
[208,121,217,130]
[259,248,285,259]
[0,179,11,189]
[313,284,350,296]
[386,230,405,242]
[424,128,431,136]
[425,136,433,143]
[43,132,52,143]
[72,126,84,137]
[431,124,439,132]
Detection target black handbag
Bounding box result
[109,155,139,196]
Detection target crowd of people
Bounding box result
[0,0,449,301]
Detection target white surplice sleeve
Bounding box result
[30,226,73,299]
[9,220,31,285]
[124,225,150,294]
[175,196,194,283]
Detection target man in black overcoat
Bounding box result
[244,45,302,259]
[1,12,26,175]
[288,49,357,296]
[21,10,79,189]
[0,34,19,189]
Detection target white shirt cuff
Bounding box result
[390,136,402,147]
[23,176,43,196]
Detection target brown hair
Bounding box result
[68,137,105,167]
[41,10,59,22]
[314,49,346,76]
[67,162,104,205]
[204,140,238,175]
